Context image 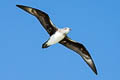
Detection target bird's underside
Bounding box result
[16,5,98,75]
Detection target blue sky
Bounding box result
[0,0,120,80]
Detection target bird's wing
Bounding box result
[16,5,57,36]
[59,36,97,75]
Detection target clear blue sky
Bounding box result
[0,0,120,80]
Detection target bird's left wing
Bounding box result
[59,36,98,75]
[16,5,57,36]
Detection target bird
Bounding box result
[16,5,98,75]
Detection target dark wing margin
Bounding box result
[16,5,57,36]
[60,36,98,75]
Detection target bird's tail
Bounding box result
[42,41,50,48]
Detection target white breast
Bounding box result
[46,31,65,46]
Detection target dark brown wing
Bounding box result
[60,36,98,75]
[16,5,57,36]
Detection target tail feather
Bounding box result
[42,42,49,48]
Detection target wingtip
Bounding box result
[89,61,98,75]
[16,5,23,8]
[93,67,98,75]
[95,68,98,75]
[87,63,98,75]
[95,72,98,75]
[81,53,98,75]
[16,5,19,7]
[16,4,35,16]
[16,5,27,9]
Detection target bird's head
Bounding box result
[62,27,71,34]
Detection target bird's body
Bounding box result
[16,5,98,75]
[42,28,71,48]
[47,31,65,45]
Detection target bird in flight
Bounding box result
[16,5,98,75]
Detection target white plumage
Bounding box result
[46,28,71,46]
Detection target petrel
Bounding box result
[16,5,98,75]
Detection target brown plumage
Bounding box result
[16,5,98,75]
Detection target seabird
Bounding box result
[16,5,98,75]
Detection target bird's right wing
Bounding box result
[16,5,57,36]
[60,36,97,75]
